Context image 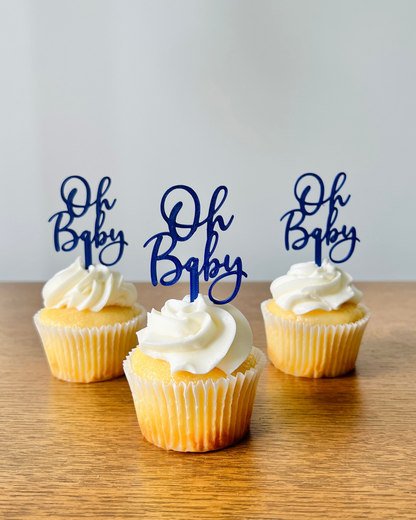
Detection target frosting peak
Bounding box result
[42,257,137,312]
[137,294,253,375]
[270,259,362,315]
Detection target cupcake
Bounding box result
[123,294,266,452]
[34,257,146,383]
[261,259,370,378]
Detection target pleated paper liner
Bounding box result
[124,346,266,452]
[34,305,146,383]
[261,300,370,378]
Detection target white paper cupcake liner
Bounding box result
[123,346,266,452]
[261,300,370,378]
[34,304,147,383]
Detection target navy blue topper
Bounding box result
[144,185,247,305]
[280,172,359,266]
[49,176,127,268]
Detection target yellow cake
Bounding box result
[265,299,367,326]
[39,305,142,329]
[34,257,146,383]
[131,347,258,385]
[261,260,370,378]
[123,294,266,452]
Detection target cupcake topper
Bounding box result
[49,176,128,268]
[281,172,359,266]
[144,185,247,304]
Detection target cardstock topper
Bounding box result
[281,172,359,266]
[49,176,127,268]
[144,185,247,305]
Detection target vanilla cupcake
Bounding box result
[34,257,146,383]
[123,294,266,452]
[261,259,370,378]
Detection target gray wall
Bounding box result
[0,0,415,282]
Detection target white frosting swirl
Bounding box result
[43,257,137,312]
[270,259,362,315]
[137,294,253,375]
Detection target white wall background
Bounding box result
[0,0,415,282]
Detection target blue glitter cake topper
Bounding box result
[49,176,128,268]
[281,172,359,266]
[144,185,247,304]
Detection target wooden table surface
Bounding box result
[1,282,415,519]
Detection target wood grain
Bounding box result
[0,282,415,519]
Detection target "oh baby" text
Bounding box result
[144,185,246,304]
[49,176,127,268]
[280,172,359,265]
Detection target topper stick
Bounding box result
[84,242,92,270]
[311,228,323,267]
[315,239,322,267]
[188,259,199,302]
